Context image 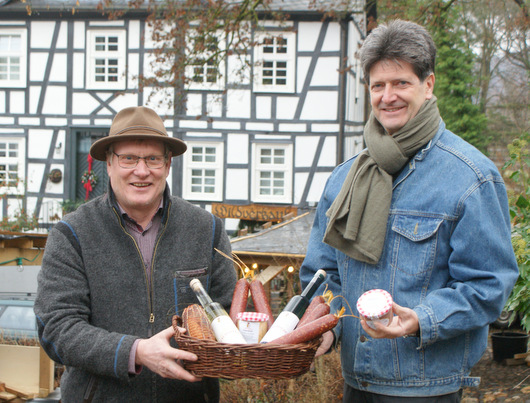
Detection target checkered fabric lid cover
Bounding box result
[356,289,393,318]
[236,312,269,322]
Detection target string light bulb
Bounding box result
[287,266,294,273]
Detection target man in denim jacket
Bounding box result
[300,20,518,402]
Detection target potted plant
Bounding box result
[491,134,530,362]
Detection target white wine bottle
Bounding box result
[189,279,247,344]
[260,269,327,343]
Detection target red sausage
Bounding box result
[250,278,274,329]
[267,313,339,345]
[297,301,330,328]
[229,278,250,323]
[298,295,326,328]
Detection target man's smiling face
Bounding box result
[369,59,435,135]
[107,139,171,217]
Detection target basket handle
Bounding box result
[172,314,183,341]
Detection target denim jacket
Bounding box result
[300,121,519,397]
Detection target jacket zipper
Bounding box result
[112,207,162,336]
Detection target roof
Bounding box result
[0,0,364,15]
[230,209,315,257]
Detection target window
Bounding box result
[251,143,292,203]
[86,30,126,90]
[186,31,224,90]
[0,138,25,193]
[182,142,224,201]
[0,29,27,88]
[254,32,295,93]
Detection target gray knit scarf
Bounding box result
[323,96,441,265]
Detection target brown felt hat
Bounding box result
[89,106,187,161]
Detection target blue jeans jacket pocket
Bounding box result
[391,214,443,278]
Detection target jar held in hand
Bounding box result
[356,289,393,330]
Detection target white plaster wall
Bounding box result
[293,171,308,205]
[295,136,319,168]
[317,136,337,167]
[256,97,271,119]
[297,57,311,93]
[0,91,5,113]
[311,57,339,86]
[50,53,67,82]
[227,54,250,86]
[108,93,142,112]
[297,22,321,52]
[29,87,40,114]
[206,94,223,117]
[225,169,248,200]
[227,133,248,164]
[44,164,64,194]
[30,21,55,49]
[128,21,140,49]
[72,93,102,115]
[27,163,44,193]
[322,22,341,52]
[29,53,48,82]
[307,171,331,202]
[73,21,86,48]
[300,91,337,120]
[9,92,25,114]
[28,130,52,159]
[57,21,68,48]
[43,86,67,115]
[72,53,85,89]
[276,97,298,120]
[128,53,140,89]
[186,94,202,116]
[226,90,250,118]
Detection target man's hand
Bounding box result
[314,331,335,358]
[360,302,419,339]
[136,326,201,382]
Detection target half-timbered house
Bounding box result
[0,0,367,233]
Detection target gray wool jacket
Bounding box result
[34,185,236,402]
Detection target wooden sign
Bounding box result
[212,203,297,222]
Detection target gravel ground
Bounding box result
[462,329,530,403]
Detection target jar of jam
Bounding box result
[356,289,393,330]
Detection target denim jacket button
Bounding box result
[361,381,369,387]
[359,335,367,342]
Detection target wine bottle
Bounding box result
[189,279,247,344]
[260,269,326,343]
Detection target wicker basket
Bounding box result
[172,315,321,379]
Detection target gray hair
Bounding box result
[360,20,436,82]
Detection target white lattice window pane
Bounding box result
[87,30,125,90]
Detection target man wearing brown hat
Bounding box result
[34,106,236,402]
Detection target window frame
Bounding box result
[0,28,27,88]
[86,29,126,90]
[251,143,293,204]
[0,137,25,195]
[182,141,224,201]
[186,29,225,91]
[253,31,295,93]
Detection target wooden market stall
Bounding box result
[229,209,315,314]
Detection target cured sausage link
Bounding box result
[267,313,339,345]
[297,295,326,328]
[250,278,274,329]
[297,301,330,328]
[229,278,250,323]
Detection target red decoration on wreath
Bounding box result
[81,154,98,201]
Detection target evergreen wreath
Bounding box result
[81,170,98,187]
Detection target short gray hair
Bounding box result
[360,20,436,82]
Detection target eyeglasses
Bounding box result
[113,152,168,169]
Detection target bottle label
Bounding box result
[211,316,247,344]
[260,311,299,343]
